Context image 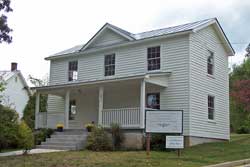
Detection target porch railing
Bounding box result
[102,107,140,128]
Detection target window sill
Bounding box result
[207,74,215,79]
[207,119,216,124]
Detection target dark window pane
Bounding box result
[147,93,160,109]
[105,54,115,76]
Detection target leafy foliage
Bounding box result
[22,94,47,130]
[110,123,124,150]
[150,133,166,151]
[34,128,54,145]
[86,126,112,151]
[22,75,48,130]
[0,0,12,43]
[0,104,18,151]
[17,121,34,154]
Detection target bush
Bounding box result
[17,121,34,154]
[86,126,112,151]
[34,128,54,145]
[110,123,124,150]
[150,133,166,151]
[236,125,249,134]
[22,94,47,130]
[0,104,19,151]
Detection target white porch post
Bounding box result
[140,79,146,128]
[98,86,104,125]
[64,90,70,129]
[35,92,40,129]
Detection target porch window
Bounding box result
[68,61,78,81]
[104,54,115,76]
[208,95,215,120]
[147,46,160,71]
[69,100,76,120]
[147,93,160,109]
[207,51,214,75]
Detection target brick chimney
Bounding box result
[11,62,18,71]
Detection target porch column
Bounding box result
[98,86,104,125]
[35,92,40,129]
[64,90,70,129]
[140,79,146,128]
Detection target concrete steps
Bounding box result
[36,129,88,150]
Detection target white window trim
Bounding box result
[207,50,215,77]
[68,60,78,82]
[147,45,161,72]
[207,94,215,122]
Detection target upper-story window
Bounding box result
[208,95,215,120]
[147,46,160,71]
[68,61,78,81]
[104,54,115,76]
[146,93,160,109]
[207,51,214,75]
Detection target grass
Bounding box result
[0,134,250,167]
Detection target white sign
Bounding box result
[146,110,183,133]
[166,136,184,149]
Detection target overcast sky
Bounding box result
[0,0,249,84]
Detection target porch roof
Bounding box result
[33,72,171,93]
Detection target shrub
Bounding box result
[0,104,19,151]
[17,121,34,154]
[22,94,47,130]
[236,125,249,134]
[34,128,54,145]
[150,133,166,151]
[86,126,112,151]
[110,123,124,150]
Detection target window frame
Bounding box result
[146,92,160,110]
[207,50,214,76]
[104,53,116,76]
[68,60,78,82]
[208,95,215,120]
[147,46,161,71]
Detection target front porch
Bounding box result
[35,73,169,130]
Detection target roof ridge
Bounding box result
[135,18,215,35]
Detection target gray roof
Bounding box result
[51,18,215,57]
[0,71,16,81]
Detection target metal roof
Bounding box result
[0,71,16,81]
[50,18,216,57]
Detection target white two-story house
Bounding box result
[35,18,234,147]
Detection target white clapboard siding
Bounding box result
[189,25,229,139]
[48,35,191,134]
[47,95,65,129]
[88,28,128,48]
[102,107,140,128]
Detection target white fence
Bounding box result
[102,107,140,128]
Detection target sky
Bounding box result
[0,0,249,85]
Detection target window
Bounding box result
[69,100,76,120]
[146,93,160,109]
[208,95,215,120]
[104,54,115,76]
[207,51,214,75]
[147,46,160,71]
[68,61,78,81]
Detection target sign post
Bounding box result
[145,110,183,157]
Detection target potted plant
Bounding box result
[85,123,94,132]
[56,123,64,132]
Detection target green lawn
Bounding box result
[0,134,250,167]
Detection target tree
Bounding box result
[230,80,250,111]
[246,43,250,58]
[22,75,48,130]
[0,0,12,43]
[0,104,19,151]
